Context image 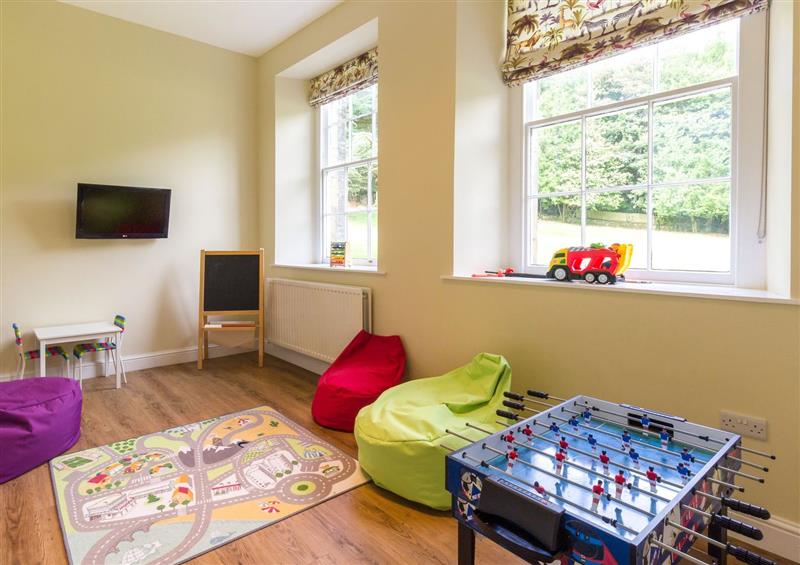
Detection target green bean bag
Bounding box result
[354,352,512,510]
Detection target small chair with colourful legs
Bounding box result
[72,314,127,388]
[12,323,70,379]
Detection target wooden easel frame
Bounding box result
[197,249,264,369]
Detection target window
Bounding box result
[320,84,378,265]
[522,20,759,285]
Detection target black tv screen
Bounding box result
[76,184,171,239]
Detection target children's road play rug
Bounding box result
[50,406,369,565]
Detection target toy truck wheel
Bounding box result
[597,273,616,285]
[551,266,570,282]
[584,272,596,284]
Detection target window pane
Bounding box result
[657,20,737,92]
[324,169,347,215]
[350,85,375,117]
[370,164,378,207]
[346,165,369,210]
[533,66,588,120]
[324,215,347,257]
[590,48,653,107]
[347,211,369,259]
[586,106,648,190]
[530,120,581,194]
[325,122,349,167]
[652,183,730,272]
[322,97,348,127]
[653,87,731,183]
[585,190,647,269]
[352,114,375,160]
[530,195,581,265]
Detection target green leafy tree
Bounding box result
[533,33,732,236]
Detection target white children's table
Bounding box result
[33,321,123,388]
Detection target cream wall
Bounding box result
[274,77,317,265]
[1,1,258,373]
[258,0,800,532]
[1,0,797,550]
[452,2,510,275]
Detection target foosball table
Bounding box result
[444,391,777,565]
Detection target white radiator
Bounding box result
[266,278,372,363]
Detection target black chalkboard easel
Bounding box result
[198,249,264,369]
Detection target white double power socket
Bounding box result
[720,410,767,440]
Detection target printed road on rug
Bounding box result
[50,406,369,565]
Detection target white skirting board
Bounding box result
[265,342,330,376]
[1,343,253,381]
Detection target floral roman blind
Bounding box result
[309,48,378,107]
[502,0,767,86]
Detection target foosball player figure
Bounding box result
[559,436,569,454]
[677,462,691,484]
[628,447,641,469]
[646,466,660,492]
[614,470,626,498]
[533,481,548,499]
[660,429,671,449]
[521,424,534,439]
[582,408,592,423]
[507,447,519,471]
[640,414,650,432]
[681,448,695,463]
[621,430,632,451]
[549,422,560,435]
[599,450,610,474]
[555,449,567,473]
[568,416,579,431]
[587,433,597,452]
[591,480,605,511]
[502,430,515,454]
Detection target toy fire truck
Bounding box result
[546,243,633,285]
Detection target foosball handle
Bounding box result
[496,410,520,421]
[712,513,764,540]
[503,400,526,411]
[726,543,776,565]
[504,391,525,401]
[527,389,550,399]
[721,497,771,520]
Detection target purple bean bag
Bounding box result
[0,377,82,484]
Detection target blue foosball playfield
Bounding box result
[444,391,777,565]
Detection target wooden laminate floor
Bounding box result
[0,353,792,565]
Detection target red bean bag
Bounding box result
[312,330,405,432]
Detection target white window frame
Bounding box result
[515,15,767,288]
[318,84,378,266]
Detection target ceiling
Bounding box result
[62,0,343,57]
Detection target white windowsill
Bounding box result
[271,263,385,275]
[443,275,799,305]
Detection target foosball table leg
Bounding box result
[708,507,729,564]
[458,521,476,565]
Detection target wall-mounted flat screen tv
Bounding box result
[76,183,171,239]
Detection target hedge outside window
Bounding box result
[524,20,739,281]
